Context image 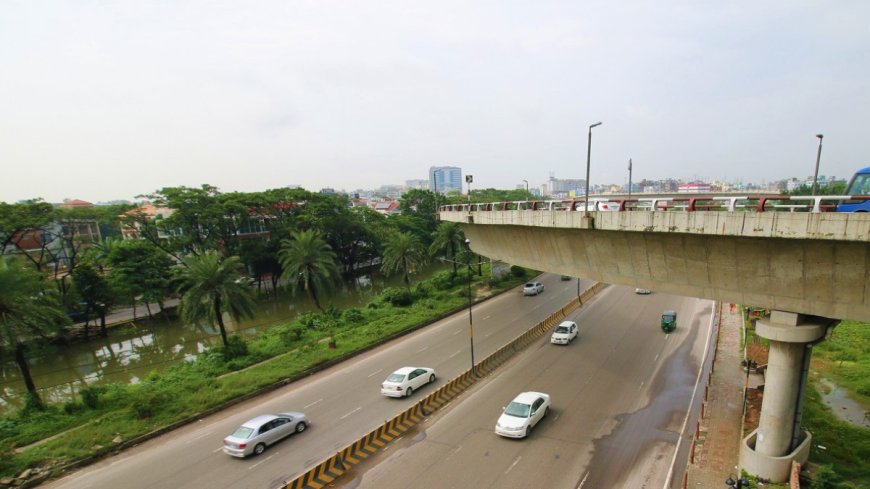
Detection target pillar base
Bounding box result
[740,428,812,482]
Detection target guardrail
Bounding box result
[280,282,608,489]
[439,195,870,214]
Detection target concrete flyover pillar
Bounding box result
[739,311,833,482]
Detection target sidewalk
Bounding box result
[684,303,748,487]
[72,298,180,330]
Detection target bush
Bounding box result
[510,265,526,278]
[413,282,434,299]
[342,308,364,323]
[810,465,841,489]
[222,335,249,360]
[128,382,169,419]
[381,287,413,307]
[80,385,108,410]
[428,271,455,290]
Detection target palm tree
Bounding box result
[278,230,341,311]
[0,258,70,409]
[429,222,465,275]
[177,251,256,348]
[382,231,428,289]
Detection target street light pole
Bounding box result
[465,239,475,376]
[627,158,633,199]
[438,242,476,376]
[522,179,529,200]
[584,122,602,217]
[811,134,824,195]
[465,175,473,203]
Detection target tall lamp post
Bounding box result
[465,174,473,203]
[464,239,475,375]
[438,240,476,376]
[522,179,529,200]
[584,122,603,216]
[811,134,824,195]
[627,158,633,199]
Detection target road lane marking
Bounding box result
[449,350,462,358]
[654,354,659,362]
[304,398,323,409]
[452,329,462,335]
[552,413,561,422]
[416,346,428,353]
[577,471,590,488]
[444,446,463,461]
[367,369,383,378]
[483,315,491,320]
[485,332,493,337]
[638,381,645,391]
[340,407,362,420]
[249,454,275,469]
[213,446,224,453]
[186,430,213,443]
[504,456,521,474]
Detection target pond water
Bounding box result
[818,377,870,428]
[0,265,449,413]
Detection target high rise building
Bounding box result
[429,166,463,194]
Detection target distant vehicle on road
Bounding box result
[223,412,308,457]
[551,321,578,344]
[635,288,651,295]
[837,166,870,212]
[560,275,572,281]
[523,282,545,296]
[661,310,677,333]
[381,367,436,398]
[495,391,551,438]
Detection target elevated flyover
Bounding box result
[440,195,870,482]
[440,196,870,322]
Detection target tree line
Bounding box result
[0,185,529,409]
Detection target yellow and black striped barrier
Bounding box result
[281,282,607,489]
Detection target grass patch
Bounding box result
[0,266,536,480]
[801,320,870,488]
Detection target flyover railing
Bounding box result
[440,195,870,214]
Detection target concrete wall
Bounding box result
[440,211,870,322]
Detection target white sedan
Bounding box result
[495,391,551,438]
[381,367,436,398]
[550,321,578,344]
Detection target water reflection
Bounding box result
[0,265,447,413]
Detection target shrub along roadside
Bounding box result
[0,266,534,482]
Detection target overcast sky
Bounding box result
[2,1,869,203]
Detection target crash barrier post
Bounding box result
[282,282,607,488]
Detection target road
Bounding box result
[42,274,594,489]
[339,287,714,489]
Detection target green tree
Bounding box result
[399,189,442,235]
[278,230,341,311]
[429,222,465,276]
[176,252,256,347]
[782,182,846,196]
[0,258,70,408]
[106,240,174,320]
[71,263,113,338]
[381,231,428,289]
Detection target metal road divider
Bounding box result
[280,282,607,489]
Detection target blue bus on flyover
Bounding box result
[838,166,870,212]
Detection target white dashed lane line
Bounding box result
[340,407,362,420]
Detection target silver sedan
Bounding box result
[222,412,308,458]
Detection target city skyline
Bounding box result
[2,1,868,203]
